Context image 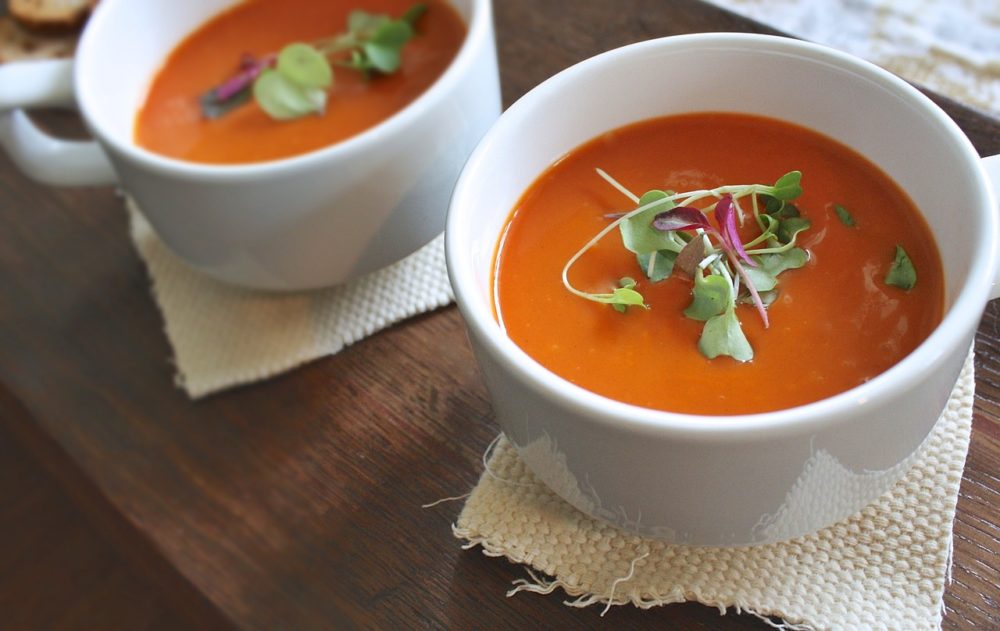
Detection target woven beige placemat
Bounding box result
[128,202,453,398]
[454,354,973,629]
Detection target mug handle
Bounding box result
[984,154,1000,300]
[0,59,116,186]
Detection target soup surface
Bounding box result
[493,113,944,415]
[135,0,465,164]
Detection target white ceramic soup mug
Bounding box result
[447,33,1000,545]
[0,0,499,290]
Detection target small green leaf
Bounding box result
[764,195,782,214]
[372,20,413,47]
[743,267,777,292]
[608,286,646,308]
[589,277,646,313]
[763,195,800,219]
[771,171,803,201]
[834,204,857,227]
[362,42,402,73]
[402,3,428,25]
[740,289,779,307]
[619,190,679,255]
[885,244,917,290]
[777,217,811,244]
[759,247,808,277]
[277,43,333,89]
[253,68,327,120]
[344,16,415,74]
[636,250,677,282]
[611,277,640,312]
[684,272,732,321]
[347,49,365,69]
[348,10,388,35]
[699,306,753,362]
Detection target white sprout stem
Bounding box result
[677,184,768,210]
[742,220,776,249]
[746,233,802,255]
[732,195,747,225]
[699,251,723,270]
[752,193,764,230]
[561,195,672,301]
[596,168,640,204]
[710,256,738,297]
[677,191,717,208]
[599,167,683,251]
[727,249,769,328]
[667,232,687,249]
[714,259,734,291]
[701,231,714,255]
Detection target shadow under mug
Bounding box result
[0,0,501,291]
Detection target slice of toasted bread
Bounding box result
[0,15,77,62]
[8,0,94,34]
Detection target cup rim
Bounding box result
[446,32,997,441]
[75,0,491,182]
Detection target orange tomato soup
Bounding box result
[493,113,944,415]
[135,0,465,164]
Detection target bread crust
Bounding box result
[8,0,95,35]
[0,15,77,62]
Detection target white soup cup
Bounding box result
[447,33,1000,545]
[0,0,500,290]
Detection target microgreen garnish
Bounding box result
[885,244,917,290]
[200,4,426,121]
[834,204,857,227]
[561,170,811,362]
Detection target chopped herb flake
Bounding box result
[834,204,857,227]
[885,244,917,290]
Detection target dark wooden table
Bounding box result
[2,1,997,629]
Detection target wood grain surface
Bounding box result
[0,1,997,629]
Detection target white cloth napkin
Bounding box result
[128,202,453,398]
[454,356,973,630]
[708,0,1000,118]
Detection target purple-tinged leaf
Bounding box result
[239,53,259,70]
[213,54,276,101]
[201,54,278,119]
[199,86,252,119]
[715,194,756,267]
[652,206,712,232]
[674,235,706,278]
